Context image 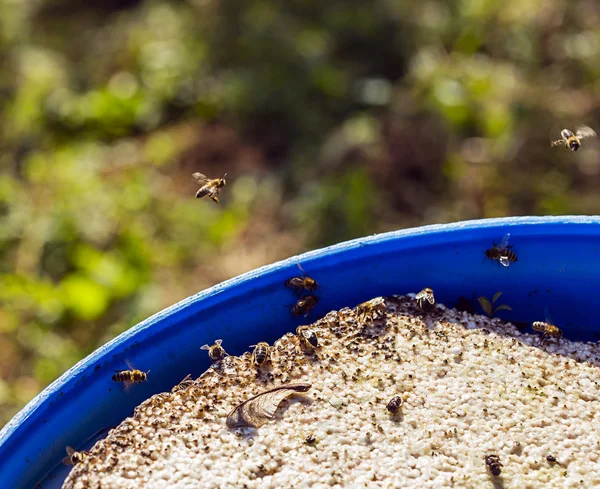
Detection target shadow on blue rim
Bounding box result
[2,215,600,488]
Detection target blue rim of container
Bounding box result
[2,215,600,488]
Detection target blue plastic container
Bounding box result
[2,216,599,488]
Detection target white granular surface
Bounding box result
[63,295,600,489]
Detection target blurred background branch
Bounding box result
[1,0,599,425]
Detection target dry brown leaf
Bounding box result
[226,383,312,428]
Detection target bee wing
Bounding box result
[499,256,511,267]
[200,345,210,350]
[192,172,210,183]
[550,138,565,147]
[544,308,554,326]
[125,359,135,371]
[215,339,223,346]
[575,125,597,140]
[62,446,75,465]
[426,293,435,304]
[497,233,510,249]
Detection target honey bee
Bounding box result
[305,434,316,444]
[250,342,271,367]
[532,309,562,343]
[485,233,517,267]
[193,172,227,203]
[386,395,402,414]
[551,126,597,152]
[291,294,319,317]
[285,263,319,294]
[485,454,503,476]
[112,360,149,388]
[296,326,319,348]
[172,374,194,393]
[356,297,387,322]
[200,339,227,362]
[62,446,90,466]
[415,288,435,310]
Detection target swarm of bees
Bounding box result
[532,309,562,343]
[415,288,435,310]
[551,126,597,152]
[193,172,227,203]
[485,454,503,476]
[200,339,227,362]
[485,233,517,267]
[112,361,149,389]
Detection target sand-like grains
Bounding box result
[63,295,600,488]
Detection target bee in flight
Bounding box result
[551,126,597,152]
[250,342,271,367]
[291,294,319,317]
[193,172,227,203]
[415,287,435,310]
[296,326,319,348]
[485,233,517,267]
[62,446,90,466]
[112,360,149,389]
[532,309,562,344]
[200,339,227,362]
[285,263,319,294]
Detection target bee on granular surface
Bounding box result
[356,297,387,322]
[250,342,271,367]
[415,288,435,310]
[291,294,319,317]
[172,374,194,393]
[485,454,503,476]
[532,309,562,343]
[200,339,227,362]
[62,446,90,466]
[297,326,319,348]
[285,263,319,294]
[551,126,597,152]
[485,233,517,267]
[193,172,227,203]
[112,360,149,388]
[386,396,403,414]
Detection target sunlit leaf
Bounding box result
[477,297,492,317]
[226,383,311,428]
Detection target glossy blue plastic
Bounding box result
[2,216,600,488]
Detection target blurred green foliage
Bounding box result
[1,0,600,425]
